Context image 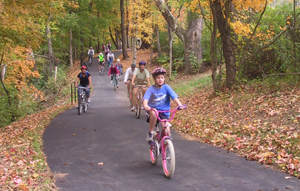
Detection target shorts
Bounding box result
[146,111,168,123]
[99,61,104,65]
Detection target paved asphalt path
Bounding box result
[44,51,300,191]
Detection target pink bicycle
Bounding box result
[149,105,187,178]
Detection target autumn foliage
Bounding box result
[173,84,300,177]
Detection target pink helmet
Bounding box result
[152,67,166,75]
[81,65,87,70]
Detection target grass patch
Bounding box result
[171,75,212,97]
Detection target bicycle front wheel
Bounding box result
[162,139,175,178]
[77,96,82,115]
[83,102,87,113]
[113,76,117,91]
[136,94,141,119]
[150,140,159,165]
[78,104,82,115]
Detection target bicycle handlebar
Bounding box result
[150,104,187,122]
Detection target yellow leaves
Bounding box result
[231,21,252,36]
[68,1,79,9]
[3,46,44,101]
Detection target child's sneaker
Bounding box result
[131,106,136,112]
[146,131,155,146]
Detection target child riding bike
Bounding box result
[98,52,105,74]
[75,65,92,104]
[143,67,184,146]
[108,63,120,88]
[88,47,94,63]
[115,59,123,75]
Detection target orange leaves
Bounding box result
[3,46,44,100]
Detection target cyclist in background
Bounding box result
[115,59,123,75]
[107,42,111,50]
[88,47,94,62]
[107,50,114,68]
[108,63,120,88]
[143,67,184,145]
[98,52,105,74]
[124,63,136,98]
[131,60,150,112]
[104,47,109,64]
[75,65,92,103]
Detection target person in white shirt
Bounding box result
[124,63,136,98]
[107,50,114,68]
[88,47,94,62]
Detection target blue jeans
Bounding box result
[108,58,113,67]
[78,85,91,98]
[88,54,93,61]
[117,66,122,74]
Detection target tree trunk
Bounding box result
[80,33,84,66]
[168,24,173,76]
[121,0,129,59]
[210,0,220,91]
[74,31,77,60]
[0,54,15,122]
[154,0,204,75]
[155,25,162,57]
[213,0,236,87]
[109,27,117,49]
[69,27,73,69]
[46,14,53,75]
[116,29,120,49]
[131,0,137,64]
[184,13,204,74]
[126,0,130,48]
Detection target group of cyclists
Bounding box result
[76,48,185,146]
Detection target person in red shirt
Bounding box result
[108,63,120,88]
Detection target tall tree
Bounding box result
[121,0,129,59]
[154,0,204,74]
[210,0,236,87]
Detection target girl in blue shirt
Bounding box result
[143,67,184,145]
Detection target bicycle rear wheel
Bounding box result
[136,96,141,119]
[162,139,175,178]
[150,140,159,165]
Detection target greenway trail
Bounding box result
[43,52,300,191]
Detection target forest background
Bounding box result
[1,0,300,190]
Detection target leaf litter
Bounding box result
[172,84,300,178]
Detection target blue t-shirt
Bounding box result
[143,84,178,117]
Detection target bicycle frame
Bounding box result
[77,87,88,115]
[152,107,183,154]
[149,105,187,178]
